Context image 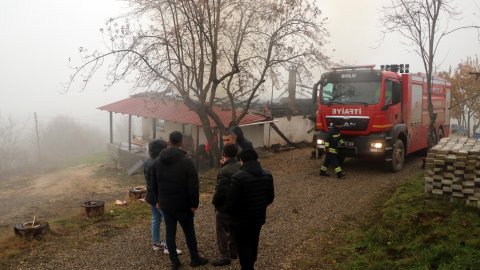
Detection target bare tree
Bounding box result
[440,57,480,137]
[380,0,479,147]
[66,0,329,162]
[0,114,27,174]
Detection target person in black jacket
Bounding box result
[320,123,346,178]
[145,139,180,253]
[228,124,254,153]
[211,143,241,266]
[151,131,208,270]
[225,149,275,270]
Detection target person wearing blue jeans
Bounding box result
[144,139,182,254]
[150,207,166,251]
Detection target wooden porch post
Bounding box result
[195,125,200,170]
[109,111,113,144]
[152,118,157,139]
[128,114,132,151]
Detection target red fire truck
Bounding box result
[312,64,451,171]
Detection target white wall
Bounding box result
[142,118,187,141]
[263,116,315,146]
[242,125,265,148]
[141,115,315,148]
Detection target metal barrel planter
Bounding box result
[14,218,49,241]
[81,200,105,218]
[128,186,147,200]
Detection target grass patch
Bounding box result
[42,151,109,172]
[67,151,109,166]
[199,168,218,193]
[0,167,215,267]
[52,199,150,233]
[0,152,109,185]
[0,199,150,267]
[0,175,36,190]
[94,163,144,186]
[326,174,480,270]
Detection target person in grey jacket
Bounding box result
[211,143,241,266]
[225,149,275,270]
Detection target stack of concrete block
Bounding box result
[424,137,480,208]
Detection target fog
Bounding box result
[0,0,479,174]
[0,0,480,245]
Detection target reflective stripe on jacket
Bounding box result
[325,125,343,154]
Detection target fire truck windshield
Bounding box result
[320,81,381,105]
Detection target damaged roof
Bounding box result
[98,96,265,127]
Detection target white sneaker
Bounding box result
[164,246,183,255]
[152,241,167,251]
[152,244,162,251]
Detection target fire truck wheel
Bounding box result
[389,139,405,172]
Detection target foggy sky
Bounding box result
[1,0,479,130]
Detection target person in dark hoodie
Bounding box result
[151,131,208,270]
[225,149,275,270]
[211,143,241,266]
[228,124,254,153]
[144,139,182,255]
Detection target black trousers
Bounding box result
[321,152,342,175]
[233,225,262,270]
[215,211,237,259]
[162,210,199,264]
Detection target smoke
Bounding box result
[0,114,108,176]
[0,114,30,173]
[39,116,107,165]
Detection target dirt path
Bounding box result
[0,164,136,227]
[2,149,422,270]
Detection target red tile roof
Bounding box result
[97,96,265,127]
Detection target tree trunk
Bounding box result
[467,108,472,137]
[473,119,480,134]
[198,110,221,168]
[426,73,437,148]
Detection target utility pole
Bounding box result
[268,81,274,147]
[34,112,41,159]
[269,71,279,147]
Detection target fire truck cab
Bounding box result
[312,64,451,171]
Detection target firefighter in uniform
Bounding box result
[320,123,346,178]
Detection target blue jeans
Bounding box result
[151,205,164,245]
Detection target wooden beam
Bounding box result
[109,111,113,144]
[195,125,200,170]
[128,114,132,151]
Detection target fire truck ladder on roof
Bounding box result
[331,65,375,71]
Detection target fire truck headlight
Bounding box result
[371,142,383,149]
[317,139,325,149]
[370,142,384,152]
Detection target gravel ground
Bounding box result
[4,148,422,270]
